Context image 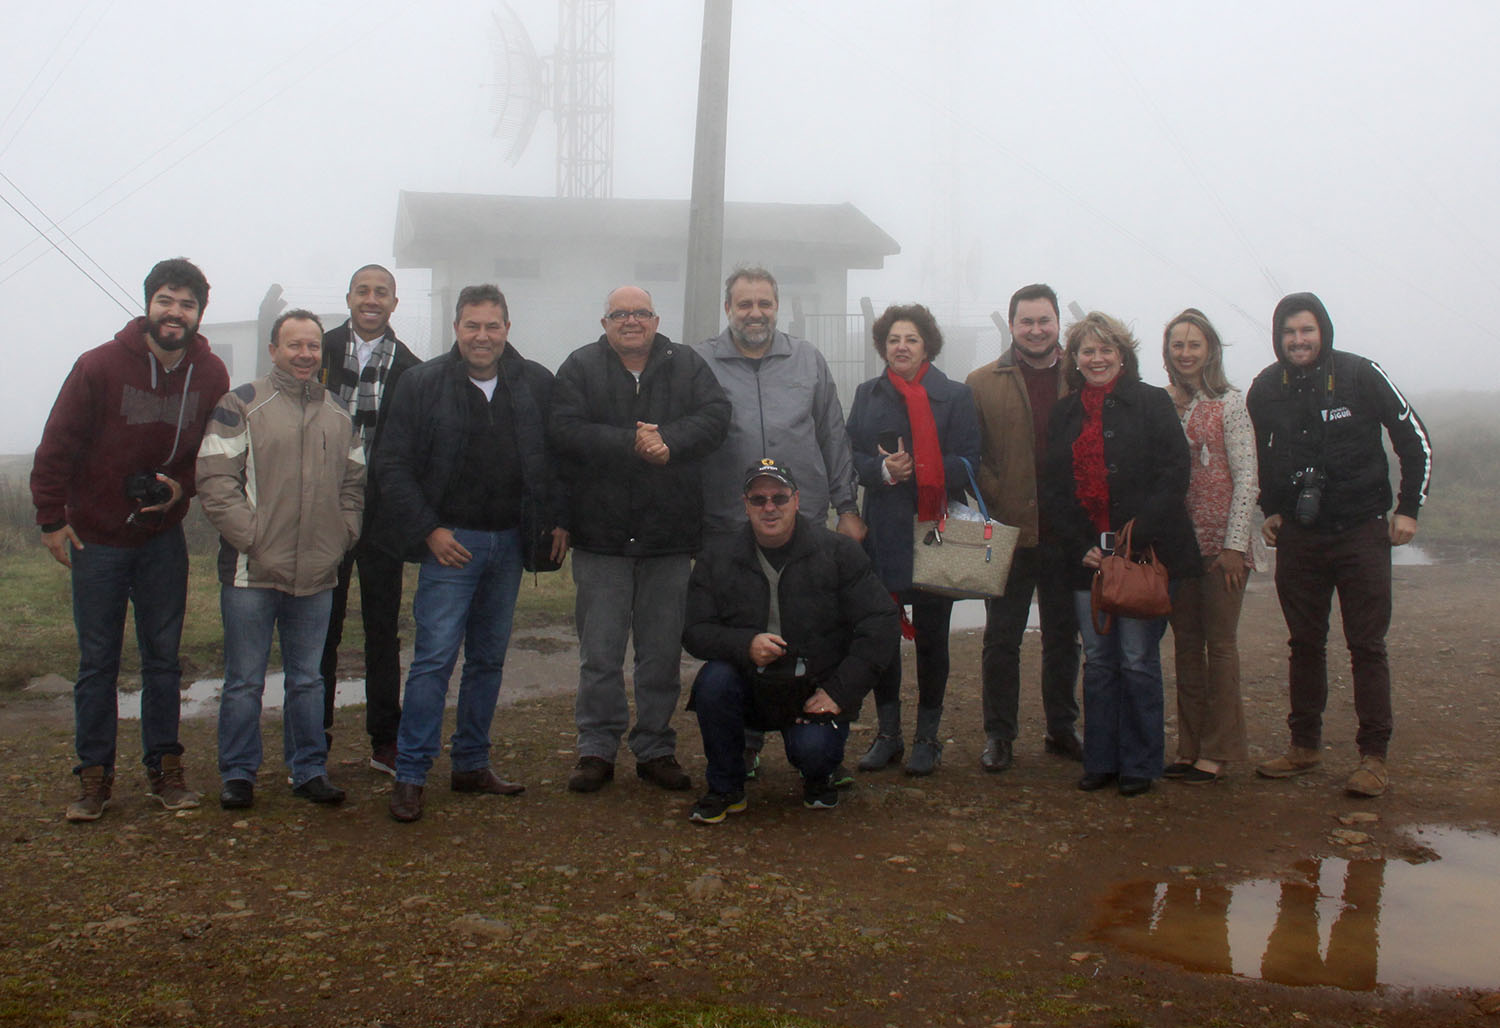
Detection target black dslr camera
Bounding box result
[1291,467,1325,526]
[124,470,173,508]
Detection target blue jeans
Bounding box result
[218,586,333,787]
[1074,590,1168,780]
[396,528,523,785]
[691,660,850,795]
[70,524,188,775]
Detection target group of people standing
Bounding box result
[32,259,1431,827]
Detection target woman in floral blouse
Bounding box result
[1161,309,1258,784]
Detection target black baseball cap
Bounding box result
[743,458,797,493]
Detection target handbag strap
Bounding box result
[1089,573,1114,635]
[955,457,991,522]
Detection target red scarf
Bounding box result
[886,362,946,522]
[1072,380,1117,533]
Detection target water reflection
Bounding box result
[1093,827,1500,990]
[117,675,370,720]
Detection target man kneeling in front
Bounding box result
[682,460,898,822]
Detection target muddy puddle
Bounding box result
[1093,825,1500,990]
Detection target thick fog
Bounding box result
[2,0,1496,453]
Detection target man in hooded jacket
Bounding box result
[32,258,229,822]
[1246,292,1431,798]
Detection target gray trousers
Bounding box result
[572,549,690,762]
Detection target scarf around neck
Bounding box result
[885,362,946,522]
[1072,378,1118,533]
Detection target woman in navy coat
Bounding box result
[845,304,981,776]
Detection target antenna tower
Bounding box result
[489,1,615,199]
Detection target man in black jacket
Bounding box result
[551,286,730,795]
[1247,292,1431,799]
[682,460,899,823]
[316,265,421,775]
[371,285,568,822]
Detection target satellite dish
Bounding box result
[489,3,547,165]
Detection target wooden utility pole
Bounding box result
[682,0,732,346]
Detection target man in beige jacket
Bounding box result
[965,284,1082,773]
[197,310,365,810]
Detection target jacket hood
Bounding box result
[115,316,213,367]
[1271,292,1335,367]
[269,364,327,399]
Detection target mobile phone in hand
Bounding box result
[878,431,902,453]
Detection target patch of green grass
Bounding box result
[0,513,576,691]
[0,976,58,1026]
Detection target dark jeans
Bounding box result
[691,660,850,795]
[980,541,1080,742]
[871,589,953,709]
[70,524,188,775]
[320,542,406,747]
[1274,517,1393,758]
[1074,591,1169,780]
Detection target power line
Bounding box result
[0,2,402,288]
[0,189,133,316]
[0,170,136,304]
[0,0,116,159]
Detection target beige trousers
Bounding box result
[1168,556,1250,763]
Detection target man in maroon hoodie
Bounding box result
[31,258,230,822]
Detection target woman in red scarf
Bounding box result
[846,304,981,776]
[1040,313,1201,796]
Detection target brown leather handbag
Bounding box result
[1090,518,1170,634]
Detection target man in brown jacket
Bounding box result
[197,310,365,810]
[964,284,1082,773]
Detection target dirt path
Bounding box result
[1,561,1496,1027]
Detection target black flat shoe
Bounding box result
[1177,765,1220,785]
[219,779,254,810]
[1118,777,1153,797]
[292,775,345,804]
[1162,761,1193,779]
[1077,772,1117,792]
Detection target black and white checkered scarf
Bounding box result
[333,335,395,455]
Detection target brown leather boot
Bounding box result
[389,781,424,822]
[1255,745,1321,779]
[65,766,113,822]
[147,754,201,810]
[450,767,525,796]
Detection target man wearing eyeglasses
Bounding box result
[551,286,730,795]
[694,265,866,781]
[682,460,898,822]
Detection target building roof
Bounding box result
[393,192,899,268]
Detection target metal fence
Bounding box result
[795,312,871,415]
